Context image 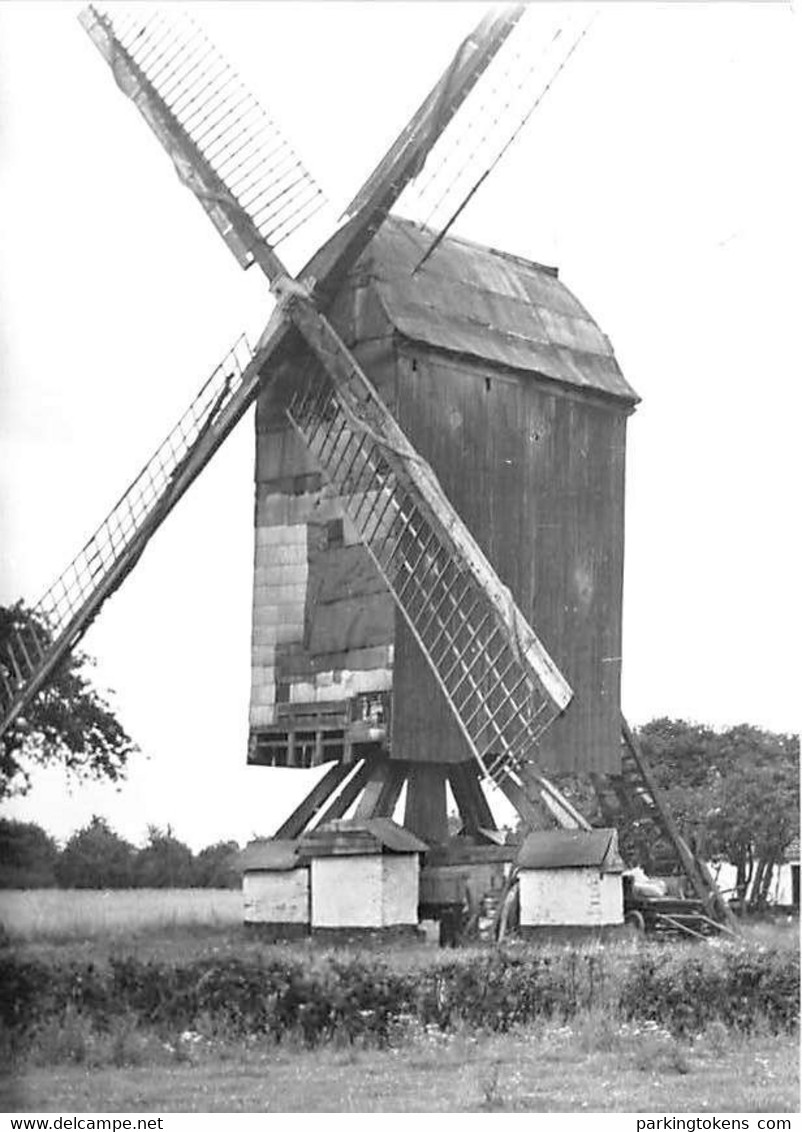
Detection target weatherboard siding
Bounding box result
[392,346,627,773]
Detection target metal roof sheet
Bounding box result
[359,217,639,404]
[517,828,623,871]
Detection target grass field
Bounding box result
[0,888,242,940]
[3,1019,797,1112]
[1,899,798,1113]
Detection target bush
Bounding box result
[0,942,797,1049]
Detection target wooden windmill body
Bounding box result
[249,217,638,846]
[0,5,735,929]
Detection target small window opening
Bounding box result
[485,377,492,392]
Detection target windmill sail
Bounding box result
[0,335,261,741]
[79,5,326,277]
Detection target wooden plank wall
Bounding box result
[392,346,629,775]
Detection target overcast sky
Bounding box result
[0,2,798,850]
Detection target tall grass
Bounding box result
[0,888,243,941]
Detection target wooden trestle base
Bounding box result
[267,739,738,934]
[272,749,558,846]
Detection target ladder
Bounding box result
[593,718,738,928]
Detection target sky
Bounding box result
[0,2,799,851]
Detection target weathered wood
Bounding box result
[404,764,449,845]
[354,759,396,819]
[494,769,547,831]
[311,7,525,305]
[393,347,625,773]
[448,764,496,834]
[516,763,589,830]
[285,295,573,720]
[274,761,352,839]
[314,759,374,827]
[372,763,407,818]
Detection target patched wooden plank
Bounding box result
[273,622,305,645]
[312,545,387,605]
[286,494,344,525]
[256,494,292,527]
[249,705,276,728]
[275,644,391,679]
[250,683,277,706]
[307,593,394,657]
[255,582,307,607]
[256,424,320,482]
[249,661,277,683]
[253,564,308,589]
[251,644,277,666]
[255,525,308,548]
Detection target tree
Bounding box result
[55,816,136,889]
[0,602,135,800]
[134,825,194,888]
[0,818,59,888]
[635,719,799,908]
[192,840,241,888]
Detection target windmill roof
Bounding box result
[354,216,639,404]
[517,828,623,871]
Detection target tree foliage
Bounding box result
[636,719,799,907]
[192,840,241,889]
[0,603,135,800]
[134,825,194,888]
[55,816,136,889]
[0,817,242,889]
[0,818,59,888]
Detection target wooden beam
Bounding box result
[309,8,525,306]
[274,760,353,839]
[518,762,589,830]
[354,759,395,819]
[494,770,547,833]
[313,759,374,827]
[448,764,495,834]
[373,762,407,819]
[404,764,449,844]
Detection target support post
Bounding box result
[274,760,354,839]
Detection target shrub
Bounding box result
[0,941,797,1049]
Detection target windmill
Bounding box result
[0,4,734,928]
